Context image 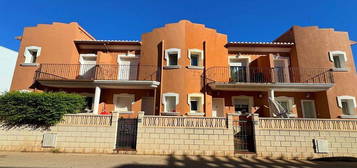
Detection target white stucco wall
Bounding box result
[0,46,18,93]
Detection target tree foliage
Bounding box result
[0,91,85,128]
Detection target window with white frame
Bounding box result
[24,46,41,64]
[275,96,294,113]
[232,96,253,114]
[163,93,179,112]
[188,93,204,114]
[329,51,347,69]
[188,49,203,67]
[337,96,356,116]
[79,54,97,77]
[165,48,181,66]
[113,94,134,113]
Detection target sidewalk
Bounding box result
[1,152,357,168]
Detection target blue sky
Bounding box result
[1,0,356,64]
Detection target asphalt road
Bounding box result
[1,152,357,168]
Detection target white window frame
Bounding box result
[188,49,204,67]
[117,54,139,80]
[162,93,179,112]
[164,48,181,66]
[113,93,135,113]
[79,54,97,76]
[329,51,347,70]
[23,46,41,64]
[273,56,290,83]
[337,96,356,117]
[231,95,254,114]
[79,53,97,64]
[275,96,295,113]
[301,99,317,118]
[187,93,204,115]
[228,55,251,82]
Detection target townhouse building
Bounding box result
[10,20,357,119]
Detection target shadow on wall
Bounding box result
[113,154,357,168]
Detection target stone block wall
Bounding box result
[136,113,235,156]
[255,129,357,159]
[254,116,357,159]
[0,113,118,153]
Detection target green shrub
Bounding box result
[0,91,85,128]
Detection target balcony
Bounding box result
[35,64,160,89]
[206,66,334,91]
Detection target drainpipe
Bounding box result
[159,40,165,116]
[203,41,207,115]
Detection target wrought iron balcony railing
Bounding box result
[205,66,334,84]
[35,64,160,81]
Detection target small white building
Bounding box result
[0,46,18,94]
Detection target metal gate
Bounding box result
[116,118,138,150]
[233,119,255,153]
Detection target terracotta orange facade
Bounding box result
[10,20,357,119]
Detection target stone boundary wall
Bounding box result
[254,115,357,159]
[0,113,118,153]
[136,113,235,156]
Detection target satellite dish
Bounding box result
[268,98,289,118]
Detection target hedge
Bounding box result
[0,91,85,128]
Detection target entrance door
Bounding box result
[273,59,290,83]
[301,100,317,118]
[118,58,139,80]
[141,97,154,115]
[212,98,224,117]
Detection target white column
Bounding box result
[93,86,101,114]
[268,89,275,101]
[268,89,275,117]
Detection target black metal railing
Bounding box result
[206,66,334,84]
[35,64,160,81]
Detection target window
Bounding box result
[165,48,181,66]
[187,93,204,114]
[113,94,134,113]
[301,100,317,118]
[275,96,295,113]
[232,96,253,114]
[329,51,347,70]
[229,56,250,82]
[168,53,178,65]
[29,50,37,63]
[190,54,199,66]
[190,100,198,111]
[23,46,41,64]
[333,56,342,68]
[79,54,97,77]
[188,49,203,67]
[163,93,179,112]
[277,100,289,112]
[337,96,356,116]
[165,96,176,112]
